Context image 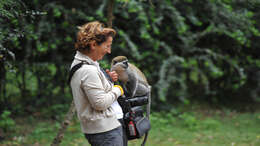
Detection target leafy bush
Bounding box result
[0,110,16,132]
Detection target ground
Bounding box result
[1,104,260,146]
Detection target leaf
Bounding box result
[7,49,15,60]
[190,70,199,83]
[53,8,62,17]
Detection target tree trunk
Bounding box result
[107,0,114,28]
[0,60,6,111]
[51,101,76,146]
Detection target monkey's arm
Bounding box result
[125,72,138,98]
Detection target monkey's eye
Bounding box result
[113,61,117,65]
[123,61,128,68]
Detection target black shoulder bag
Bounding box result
[118,93,151,145]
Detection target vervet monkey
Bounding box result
[111,56,150,98]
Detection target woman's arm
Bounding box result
[81,67,123,111]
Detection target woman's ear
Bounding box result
[90,41,97,50]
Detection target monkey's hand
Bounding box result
[106,69,118,82]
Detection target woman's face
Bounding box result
[93,36,113,61]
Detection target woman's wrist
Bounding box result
[114,85,124,96]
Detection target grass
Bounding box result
[1,105,260,146]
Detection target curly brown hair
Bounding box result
[74,21,116,52]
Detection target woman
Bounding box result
[70,21,124,146]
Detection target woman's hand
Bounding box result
[106,69,118,82]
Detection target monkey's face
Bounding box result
[111,60,129,84]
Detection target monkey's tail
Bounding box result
[141,85,151,146]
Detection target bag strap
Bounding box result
[67,61,112,85]
[67,61,87,85]
[141,85,151,146]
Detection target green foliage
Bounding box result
[0,110,16,132]
[41,104,70,119]
[113,0,260,107]
[150,112,177,130]
[0,0,23,74]
[1,0,260,115]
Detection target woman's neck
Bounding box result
[81,50,97,61]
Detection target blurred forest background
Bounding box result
[1,0,260,145]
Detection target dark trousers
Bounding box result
[84,126,123,146]
[118,118,128,146]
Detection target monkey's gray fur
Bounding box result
[111,56,149,98]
